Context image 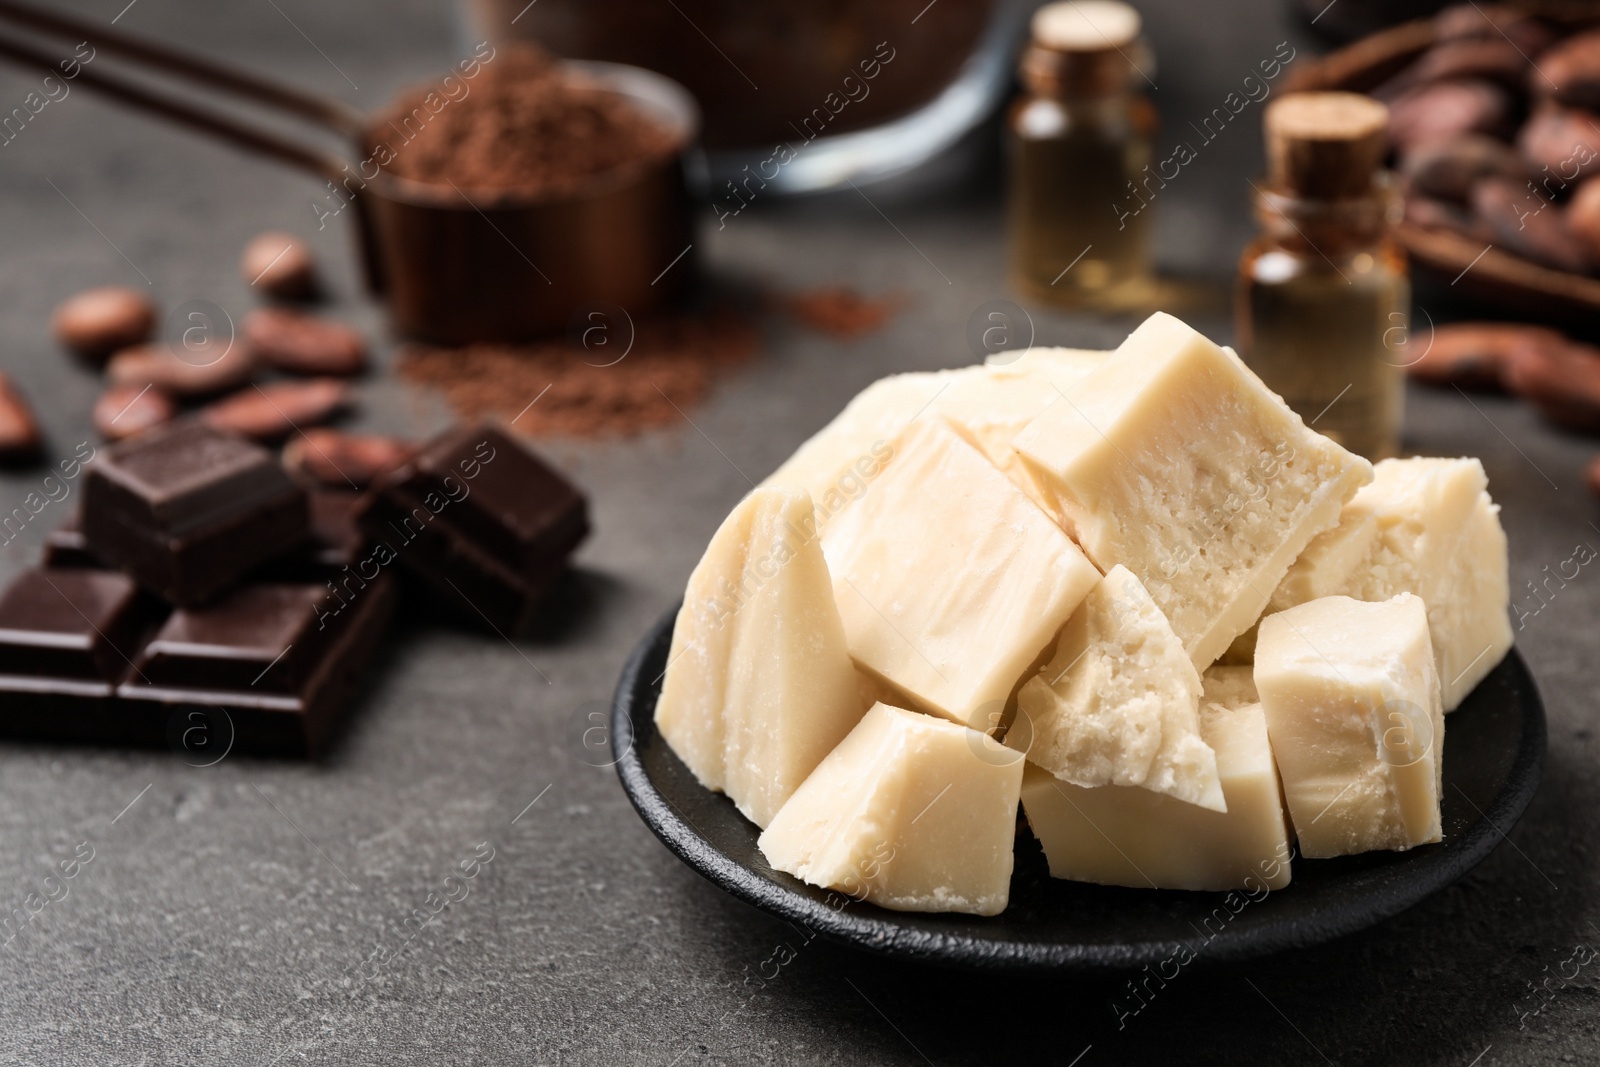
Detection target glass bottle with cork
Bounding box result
[1236,92,1408,461]
[1007,0,1156,309]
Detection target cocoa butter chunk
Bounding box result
[1013,312,1372,672]
[243,308,366,377]
[1502,337,1600,433]
[759,702,1024,916]
[1471,177,1591,274]
[241,231,318,300]
[1256,594,1444,859]
[282,428,413,488]
[1261,457,1512,712]
[0,371,42,463]
[92,382,176,441]
[52,286,156,363]
[202,379,353,443]
[1012,565,1223,811]
[1517,101,1600,175]
[1536,30,1600,112]
[1386,79,1512,153]
[1021,668,1292,892]
[1399,134,1529,203]
[1407,322,1565,391]
[820,416,1101,730]
[656,485,865,828]
[108,342,255,398]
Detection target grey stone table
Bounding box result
[0,1,1594,1064]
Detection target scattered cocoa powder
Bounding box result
[371,44,681,196]
[397,309,757,437]
[781,287,904,340]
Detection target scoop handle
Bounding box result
[0,0,363,135]
[0,32,351,185]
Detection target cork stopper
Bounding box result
[1265,92,1390,200]
[1023,1,1146,97]
[1032,1,1141,51]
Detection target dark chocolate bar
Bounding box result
[0,568,165,743]
[258,489,370,582]
[82,420,309,606]
[41,509,100,569]
[118,575,397,757]
[361,423,588,633]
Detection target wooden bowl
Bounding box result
[1289,19,1600,327]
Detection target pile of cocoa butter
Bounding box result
[1385,5,1600,273]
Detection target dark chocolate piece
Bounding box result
[0,568,165,743]
[361,423,588,633]
[82,420,309,606]
[118,575,397,757]
[258,490,370,582]
[41,509,103,569]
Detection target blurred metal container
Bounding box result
[459,0,1036,193]
[0,2,699,344]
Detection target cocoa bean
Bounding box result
[242,308,366,377]
[106,342,254,398]
[1503,336,1600,433]
[92,382,175,441]
[1400,134,1530,203]
[1435,4,1554,56]
[282,429,413,488]
[1568,176,1600,263]
[1515,101,1600,178]
[1535,30,1600,112]
[0,372,41,463]
[1403,193,1488,239]
[51,286,156,363]
[1586,453,1600,500]
[241,231,318,300]
[1471,176,1591,273]
[1388,80,1513,154]
[1385,39,1529,95]
[201,379,352,442]
[1407,322,1566,390]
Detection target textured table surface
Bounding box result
[0,1,1595,1064]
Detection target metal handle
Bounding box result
[0,0,363,134]
[0,0,357,183]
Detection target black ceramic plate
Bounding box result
[612,605,1546,972]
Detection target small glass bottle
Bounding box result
[1008,0,1157,309]
[1236,92,1408,461]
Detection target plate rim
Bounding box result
[612,603,1547,972]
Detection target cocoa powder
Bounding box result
[372,44,681,196]
[397,309,757,437]
[782,288,903,340]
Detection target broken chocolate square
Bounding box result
[82,420,309,605]
[361,423,588,633]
